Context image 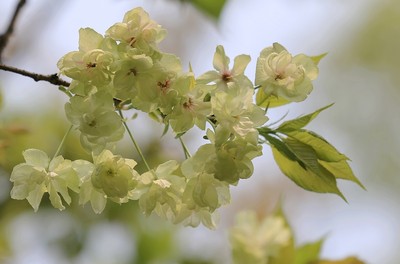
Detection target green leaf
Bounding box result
[256,88,291,108]
[185,0,227,19]
[286,130,348,162]
[271,141,345,199]
[277,104,333,133]
[319,159,365,189]
[294,239,324,264]
[285,138,335,179]
[261,133,301,164]
[311,53,327,65]
[274,130,364,190]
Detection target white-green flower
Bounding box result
[255,42,318,102]
[72,159,107,214]
[91,150,139,199]
[57,28,114,86]
[230,211,291,264]
[197,45,251,89]
[166,81,212,134]
[10,149,79,211]
[65,91,125,153]
[75,150,139,214]
[211,79,268,140]
[106,7,166,54]
[133,160,185,219]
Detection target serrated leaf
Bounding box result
[271,143,344,199]
[282,130,364,189]
[256,88,291,108]
[277,104,333,133]
[311,53,327,65]
[186,0,227,19]
[315,256,365,264]
[286,130,348,162]
[285,138,335,179]
[261,133,301,164]
[319,159,365,189]
[294,239,324,264]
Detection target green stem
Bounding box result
[118,109,151,171]
[178,136,191,159]
[52,125,73,160]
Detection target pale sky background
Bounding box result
[1,0,398,263]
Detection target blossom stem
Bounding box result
[52,125,73,160]
[178,136,191,159]
[118,109,151,171]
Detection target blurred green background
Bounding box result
[0,0,399,263]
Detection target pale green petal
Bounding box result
[48,182,65,210]
[78,180,92,205]
[196,71,221,84]
[155,160,179,177]
[200,210,218,230]
[232,54,251,76]
[10,184,29,200]
[48,156,65,172]
[125,159,137,169]
[72,160,94,179]
[158,53,182,73]
[282,77,313,102]
[79,28,104,52]
[52,177,72,204]
[23,149,49,168]
[293,54,319,80]
[91,190,107,214]
[272,42,287,53]
[26,184,45,212]
[10,164,36,182]
[123,7,149,23]
[93,149,114,164]
[213,45,229,72]
[106,23,129,41]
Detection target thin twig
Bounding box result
[0,64,70,87]
[0,0,27,62]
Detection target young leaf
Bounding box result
[186,0,227,19]
[311,53,328,65]
[294,239,324,264]
[261,133,301,164]
[283,131,364,189]
[319,160,365,189]
[271,144,345,199]
[285,138,338,182]
[277,104,333,133]
[286,130,348,162]
[256,88,291,108]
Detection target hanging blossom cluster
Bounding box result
[9,7,321,229]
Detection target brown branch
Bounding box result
[0,0,27,63]
[0,64,70,87]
